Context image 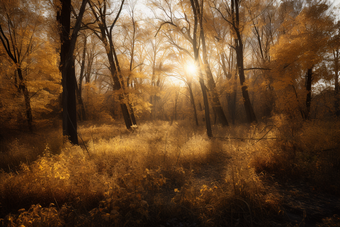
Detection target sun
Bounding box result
[185,61,197,74]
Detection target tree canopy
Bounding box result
[0,0,339,139]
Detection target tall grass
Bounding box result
[251,116,340,195]
[0,118,339,226]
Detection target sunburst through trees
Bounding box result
[0,0,340,226]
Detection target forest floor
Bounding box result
[271,179,340,227]
[185,139,340,227]
[0,119,340,226]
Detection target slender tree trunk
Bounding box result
[127,74,137,124]
[227,77,237,125]
[224,48,236,124]
[106,49,133,129]
[199,76,212,137]
[127,70,137,125]
[190,0,212,137]
[110,40,134,129]
[17,68,33,131]
[173,91,179,122]
[203,56,229,126]
[235,38,257,124]
[150,51,157,120]
[77,36,87,121]
[305,67,313,120]
[128,13,137,125]
[292,84,305,119]
[232,86,237,124]
[129,104,137,125]
[200,15,229,126]
[188,82,199,126]
[217,0,257,124]
[334,49,340,117]
[75,78,86,121]
[88,0,132,129]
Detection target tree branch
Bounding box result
[109,0,125,38]
[63,0,89,70]
[0,25,16,62]
[154,21,177,37]
[244,67,271,71]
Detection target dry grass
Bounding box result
[251,116,340,194]
[0,118,339,226]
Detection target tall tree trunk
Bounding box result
[227,76,237,125]
[126,71,137,125]
[223,48,236,124]
[57,0,87,144]
[76,83,86,121]
[17,68,33,131]
[150,50,157,120]
[0,26,34,131]
[235,38,257,124]
[174,91,178,121]
[215,0,257,124]
[88,0,132,129]
[190,0,212,137]
[188,82,199,126]
[200,11,229,126]
[129,104,137,125]
[334,49,340,117]
[58,0,76,144]
[106,48,132,129]
[128,11,137,125]
[67,59,78,143]
[199,76,212,137]
[110,38,134,129]
[232,86,237,124]
[305,67,313,120]
[77,35,87,121]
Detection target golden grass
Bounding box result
[0,118,339,226]
[251,118,340,194]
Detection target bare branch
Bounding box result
[154,21,177,37]
[244,67,271,71]
[0,25,16,62]
[109,0,125,38]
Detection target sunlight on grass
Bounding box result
[1,119,339,226]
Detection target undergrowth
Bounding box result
[0,118,339,226]
[251,115,340,195]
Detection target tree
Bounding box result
[169,52,200,126]
[57,0,88,144]
[210,11,239,124]
[0,0,60,131]
[152,0,213,136]
[246,1,278,118]
[146,35,169,120]
[75,32,88,120]
[198,1,229,126]
[329,23,340,116]
[188,0,213,136]
[212,0,257,124]
[0,1,35,131]
[271,0,334,120]
[114,14,152,120]
[87,0,136,129]
[123,1,139,125]
[74,31,105,120]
